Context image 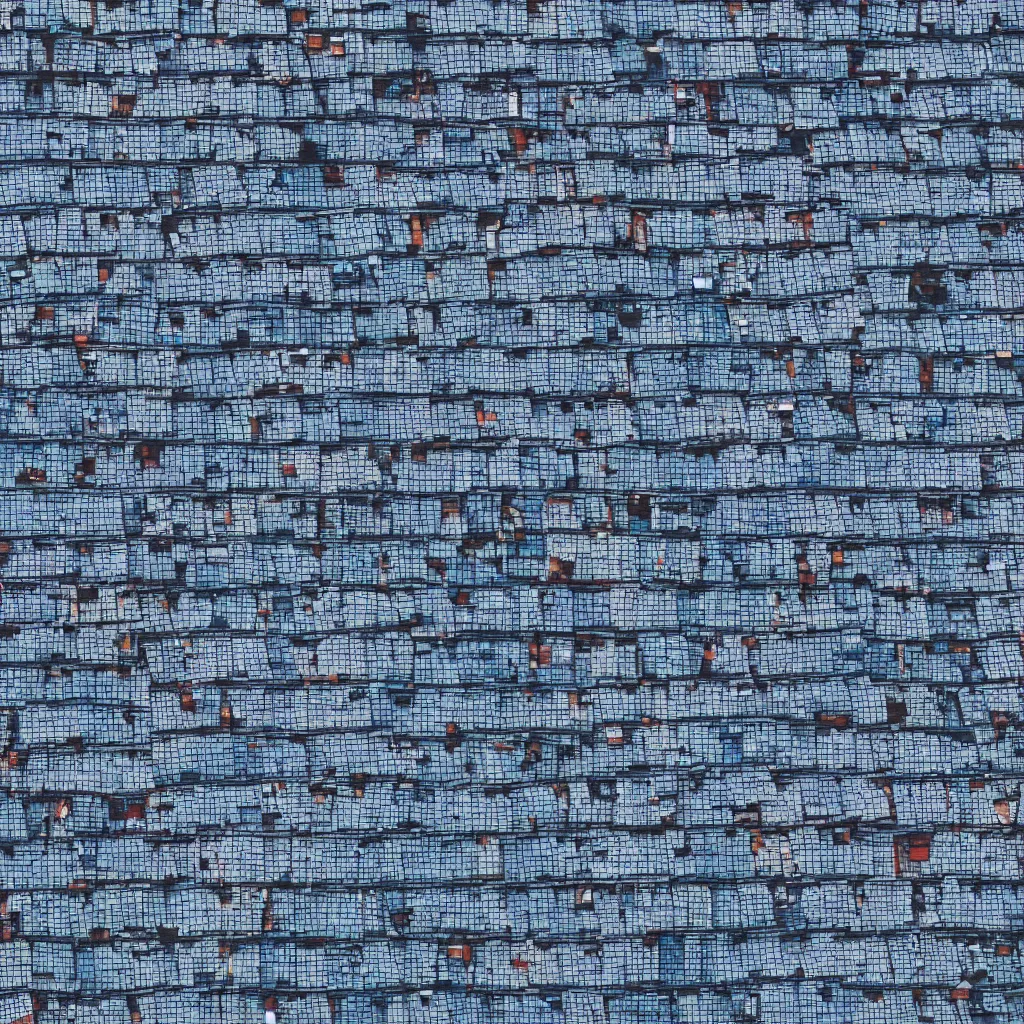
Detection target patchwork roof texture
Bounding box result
[1,0,1024,1021]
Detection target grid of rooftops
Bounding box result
[1,0,1024,1022]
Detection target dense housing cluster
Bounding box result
[1,0,1024,1020]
